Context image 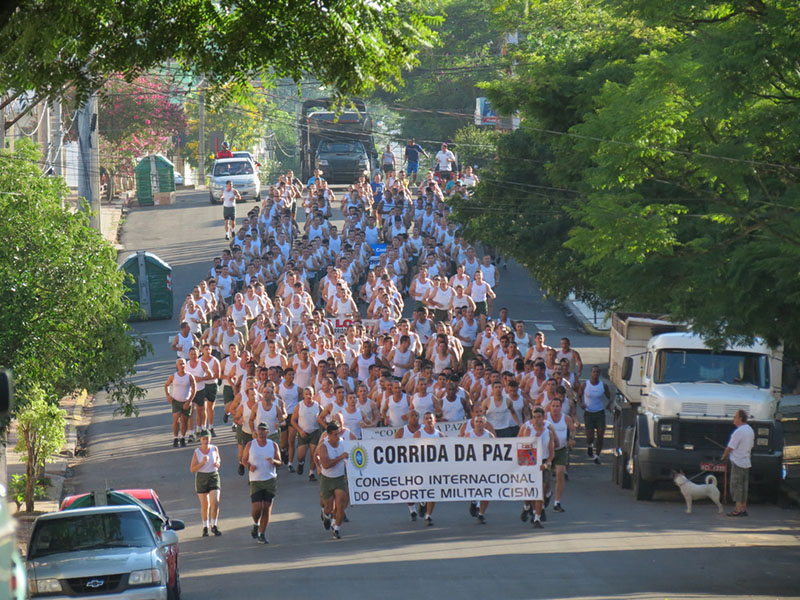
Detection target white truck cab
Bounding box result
[609,313,784,501]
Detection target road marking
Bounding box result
[534,322,556,331]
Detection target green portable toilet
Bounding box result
[119,251,173,320]
[135,154,176,206]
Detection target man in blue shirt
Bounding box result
[371,173,385,210]
[403,138,429,185]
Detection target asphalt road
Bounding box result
[68,189,800,600]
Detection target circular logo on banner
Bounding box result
[351,445,368,470]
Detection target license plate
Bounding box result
[700,462,727,472]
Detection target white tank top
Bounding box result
[514,333,531,356]
[433,287,453,309]
[528,424,551,462]
[412,279,432,302]
[185,360,206,391]
[263,353,284,369]
[433,352,451,375]
[414,319,433,344]
[441,396,465,422]
[327,401,346,423]
[297,401,320,434]
[386,396,408,427]
[418,427,443,438]
[411,393,435,417]
[556,349,578,373]
[222,189,237,208]
[175,332,194,359]
[293,360,313,389]
[466,428,492,438]
[546,412,568,450]
[320,439,346,477]
[255,401,279,433]
[221,330,241,356]
[458,319,478,345]
[505,392,525,421]
[318,390,335,409]
[470,281,488,302]
[279,383,299,414]
[583,380,606,413]
[341,407,363,439]
[194,445,219,473]
[485,396,513,429]
[244,296,262,318]
[241,400,256,434]
[357,354,374,383]
[248,439,278,481]
[391,349,413,377]
[171,372,192,402]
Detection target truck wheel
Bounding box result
[633,456,654,501]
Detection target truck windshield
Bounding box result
[654,350,769,388]
[319,141,364,153]
[29,512,155,558]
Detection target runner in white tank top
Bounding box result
[461,415,494,523]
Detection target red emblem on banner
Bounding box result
[517,443,537,466]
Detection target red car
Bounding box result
[61,488,184,600]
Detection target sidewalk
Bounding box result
[563,293,611,336]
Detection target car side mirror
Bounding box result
[621,357,633,381]
[159,530,179,546]
[167,519,185,531]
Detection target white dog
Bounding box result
[673,472,723,514]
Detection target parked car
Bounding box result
[26,505,178,599]
[60,489,183,599]
[208,158,260,204]
[174,171,184,186]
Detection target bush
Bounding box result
[9,474,50,512]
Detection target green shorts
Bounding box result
[236,426,252,446]
[195,471,220,494]
[552,446,568,467]
[297,428,321,447]
[223,385,234,405]
[584,409,606,431]
[223,206,236,221]
[434,309,450,324]
[250,478,277,503]
[474,301,487,316]
[320,474,348,499]
[204,384,218,403]
[192,390,206,406]
[171,399,192,417]
[268,432,281,446]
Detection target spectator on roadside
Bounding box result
[721,409,755,517]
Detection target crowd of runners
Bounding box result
[164,151,613,542]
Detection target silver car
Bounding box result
[209,158,261,204]
[26,505,177,600]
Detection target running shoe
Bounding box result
[426,517,433,527]
[223,412,229,423]
[257,533,268,544]
[322,513,332,530]
[187,433,195,444]
[553,503,565,513]
[477,514,486,524]
[238,464,245,476]
[173,438,179,448]
[410,510,417,522]
[210,428,217,438]
[418,502,427,517]
[469,502,478,518]
[532,519,544,529]
[593,456,601,465]
[520,507,531,522]
[297,462,304,475]
[540,509,547,522]
[587,446,594,458]
[202,527,209,537]
[251,524,258,539]
[211,525,222,536]
[332,529,341,539]
[308,473,317,482]
[544,491,552,508]
[180,438,186,447]
[288,464,295,473]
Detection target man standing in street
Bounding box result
[221,180,241,241]
[721,409,754,517]
[164,358,197,448]
[578,366,610,464]
[434,143,456,182]
[318,421,349,539]
[403,138,428,185]
[242,422,282,544]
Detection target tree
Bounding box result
[451,0,800,351]
[98,74,186,183]
[15,387,66,512]
[0,140,150,415]
[452,125,499,170]
[0,0,438,103]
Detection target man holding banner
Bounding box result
[318,422,350,539]
[519,407,555,529]
[462,415,495,524]
[413,412,446,526]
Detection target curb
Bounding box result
[562,298,610,337]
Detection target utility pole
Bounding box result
[78,92,102,232]
[49,99,64,177]
[198,84,206,188]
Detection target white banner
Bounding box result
[341,437,543,505]
[326,318,378,338]
[361,421,467,439]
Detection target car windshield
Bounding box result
[29,512,155,558]
[319,141,364,154]
[653,350,769,388]
[214,161,253,177]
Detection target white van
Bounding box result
[209,158,261,204]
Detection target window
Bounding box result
[214,161,253,177]
[653,350,769,388]
[318,141,365,154]
[29,512,155,558]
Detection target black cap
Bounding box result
[257,422,269,431]
[326,422,340,433]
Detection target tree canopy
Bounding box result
[0,0,439,102]
[0,140,149,414]
[449,0,800,351]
